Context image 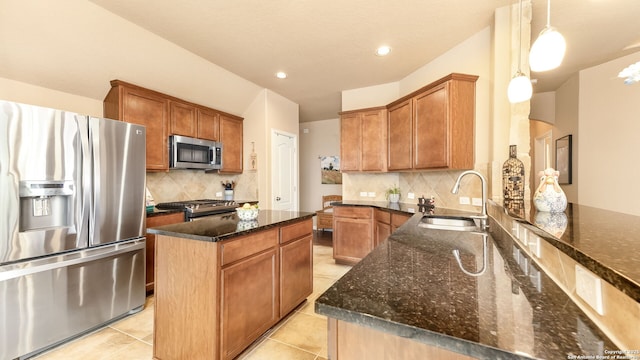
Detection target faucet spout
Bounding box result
[451,170,488,229]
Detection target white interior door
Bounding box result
[535,131,553,179]
[271,130,297,211]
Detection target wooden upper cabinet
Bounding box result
[340,112,361,171]
[340,107,387,172]
[196,107,220,141]
[387,73,477,171]
[169,100,197,137]
[219,114,243,173]
[104,80,244,173]
[414,84,448,169]
[387,99,413,171]
[104,80,169,171]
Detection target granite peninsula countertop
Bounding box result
[499,202,640,302]
[334,200,640,302]
[315,213,618,359]
[146,210,314,242]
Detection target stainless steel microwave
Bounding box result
[169,135,222,170]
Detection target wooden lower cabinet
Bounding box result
[337,208,412,262]
[333,206,373,265]
[374,209,392,248]
[145,211,185,293]
[153,217,312,360]
[328,318,474,360]
[221,248,279,360]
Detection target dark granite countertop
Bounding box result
[336,200,640,302]
[315,213,618,359]
[146,210,314,242]
[495,201,640,302]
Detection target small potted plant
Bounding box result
[385,185,401,203]
[221,180,236,200]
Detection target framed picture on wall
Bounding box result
[556,135,572,185]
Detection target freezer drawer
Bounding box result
[0,239,146,360]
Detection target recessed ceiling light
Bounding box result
[275,71,287,79]
[375,46,391,56]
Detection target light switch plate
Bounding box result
[575,265,604,315]
[459,196,470,205]
[407,192,415,199]
[215,191,222,197]
[360,192,368,197]
[367,192,376,197]
[472,197,482,206]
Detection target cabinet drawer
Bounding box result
[221,228,278,266]
[334,206,372,219]
[281,219,312,244]
[374,209,390,224]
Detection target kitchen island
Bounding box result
[147,210,314,360]
[315,204,622,359]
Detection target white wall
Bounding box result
[299,119,342,215]
[0,77,103,117]
[530,92,556,123]
[264,90,300,209]
[341,83,399,111]
[0,0,262,117]
[578,51,640,215]
[554,75,580,203]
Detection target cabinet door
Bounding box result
[121,87,169,171]
[145,212,185,293]
[414,83,448,169]
[374,220,391,248]
[221,248,278,360]
[219,115,243,173]
[361,109,387,171]
[334,216,373,264]
[387,99,412,171]
[340,112,361,171]
[280,235,313,316]
[169,100,197,137]
[197,107,219,141]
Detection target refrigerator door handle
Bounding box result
[0,240,145,282]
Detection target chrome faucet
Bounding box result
[451,170,488,229]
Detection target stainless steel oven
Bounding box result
[155,199,238,221]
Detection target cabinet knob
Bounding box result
[275,197,281,201]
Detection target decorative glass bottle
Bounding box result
[503,145,525,217]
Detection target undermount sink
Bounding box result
[418,215,479,231]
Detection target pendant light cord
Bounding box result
[546,0,551,27]
[517,0,523,73]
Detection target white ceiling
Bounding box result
[88,0,640,122]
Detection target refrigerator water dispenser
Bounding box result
[19,180,74,231]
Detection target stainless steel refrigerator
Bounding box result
[0,100,146,359]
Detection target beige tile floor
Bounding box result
[34,237,351,360]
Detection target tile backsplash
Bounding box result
[342,165,491,212]
[146,170,258,204]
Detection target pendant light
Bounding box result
[508,0,533,103]
[529,0,566,72]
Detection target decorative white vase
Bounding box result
[388,193,400,203]
[533,168,567,213]
[224,189,234,201]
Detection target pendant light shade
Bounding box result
[529,0,565,72]
[508,71,533,103]
[508,0,532,103]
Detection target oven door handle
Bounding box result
[0,239,145,281]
